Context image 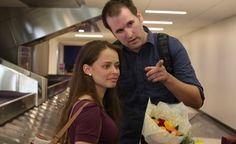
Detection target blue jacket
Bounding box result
[116,26,204,143]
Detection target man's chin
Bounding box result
[128,42,142,50]
[128,45,141,52]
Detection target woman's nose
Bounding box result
[111,66,120,74]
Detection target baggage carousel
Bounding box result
[0,89,69,144]
[1,96,235,144]
[0,59,71,143]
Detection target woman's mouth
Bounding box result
[108,78,119,83]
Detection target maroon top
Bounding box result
[68,99,118,144]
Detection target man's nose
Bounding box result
[125,29,133,38]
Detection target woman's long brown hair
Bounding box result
[57,40,122,137]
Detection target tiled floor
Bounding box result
[189,109,236,142]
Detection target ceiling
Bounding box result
[1,0,236,43]
[84,0,236,37]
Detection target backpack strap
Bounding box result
[156,33,174,74]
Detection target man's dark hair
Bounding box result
[102,0,137,31]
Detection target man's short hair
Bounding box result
[102,0,137,31]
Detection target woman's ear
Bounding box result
[83,64,92,76]
[137,11,144,22]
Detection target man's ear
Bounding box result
[137,11,144,22]
[83,64,92,76]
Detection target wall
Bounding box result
[180,15,236,130]
[32,41,49,76]
[48,39,59,74]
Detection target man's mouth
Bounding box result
[128,38,138,44]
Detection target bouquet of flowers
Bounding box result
[142,99,193,144]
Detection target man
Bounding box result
[102,0,205,143]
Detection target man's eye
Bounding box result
[116,29,123,34]
[127,21,134,28]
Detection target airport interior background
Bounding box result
[0,0,236,143]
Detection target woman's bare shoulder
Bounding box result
[78,94,93,101]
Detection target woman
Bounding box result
[59,40,122,144]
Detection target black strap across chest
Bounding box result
[156,33,173,74]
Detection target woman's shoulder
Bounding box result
[78,94,93,101]
[75,94,94,106]
[71,99,102,120]
[75,99,98,107]
[72,98,100,113]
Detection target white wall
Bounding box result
[48,39,59,74]
[180,16,236,130]
[48,38,89,74]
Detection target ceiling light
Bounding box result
[149,27,164,31]
[143,21,173,24]
[74,34,104,38]
[78,29,85,32]
[145,10,187,15]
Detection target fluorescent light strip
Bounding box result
[78,29,85,32]
[143,21,173,24]
[145,10,187,15]
[75,34,104,38]
[149,27,164,31]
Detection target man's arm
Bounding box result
[145,60,203,109]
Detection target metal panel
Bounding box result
[0,8,10,21]
[30,72,48,105]
[0,21,17,49]
[0,65,18,91]
[0,58,46,105]
[9,7,101,45]
[0,63,38,92]
[0,6,101,64]
[0,9,19,63]
[20,0,83,7]
[0,93,35,125]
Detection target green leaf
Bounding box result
[180,136,194,144]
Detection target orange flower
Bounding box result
[152,117,183,136]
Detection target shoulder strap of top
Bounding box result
[49,101,90,144]
[70,100,102,143]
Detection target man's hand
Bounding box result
[145,59,170,83]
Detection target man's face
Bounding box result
[107,7,147,53]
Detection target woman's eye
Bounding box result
[115,64,120,69]
[103,65,110,69]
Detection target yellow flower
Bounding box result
[194,139,204,144]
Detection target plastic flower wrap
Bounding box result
[142,99,192,144]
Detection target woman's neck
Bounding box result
[95,85,106,103]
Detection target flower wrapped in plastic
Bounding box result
[142,99,192,144]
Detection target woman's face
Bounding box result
[86,48,120,90]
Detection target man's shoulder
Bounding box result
[113,40,121,44]
[113,40,123,48]
[155,32,177,40]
